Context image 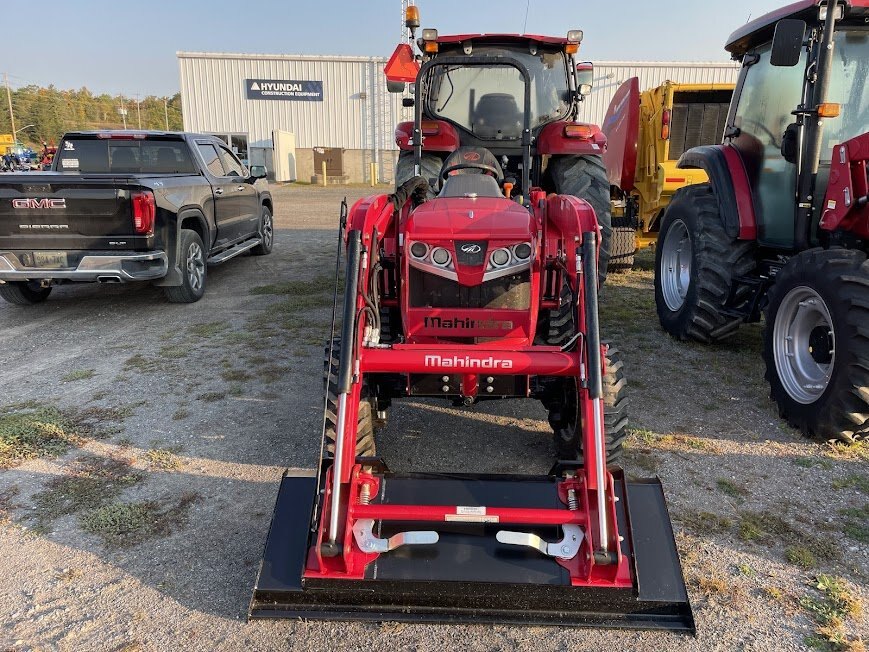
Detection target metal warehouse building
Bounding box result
[178,51,738,184]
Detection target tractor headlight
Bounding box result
[483,242,533,281]
[407,241,457,280]
[431,247,451,267]
[410,242,429,259]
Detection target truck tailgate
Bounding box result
[0,174,145,250]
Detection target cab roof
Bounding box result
[726,0,869,56]
[435,33,573,46]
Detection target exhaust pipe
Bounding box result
[97,275,123,283]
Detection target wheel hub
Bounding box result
[773,286,835,404]
[660,219,691,312]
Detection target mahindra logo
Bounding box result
[463,151,481,162]
[460,243,482,254]
[424,354,513,370]
[12,198,66,209]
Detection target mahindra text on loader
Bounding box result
[250,7,693,630]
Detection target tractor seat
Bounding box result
[439,146,503,198]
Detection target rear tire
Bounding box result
[395,151,443,193]
[164,229,207,303]
[609,214,636,272]
[654,184,754,342]
[251,205,273,256]
[763,248,869,443]
[0,281,52,305]
[323,339,376,458]
[548,154,612,286]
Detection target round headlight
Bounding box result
[410,242,428,259]
[491,248,511,267]
[431,247,451,266]
[514,243,532,260]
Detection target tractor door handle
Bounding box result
[237,185,245,192]
[214,187,224,195]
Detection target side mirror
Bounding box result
[781,123,800,164]
[402,97,415,108]
[387,80,406,93]
[771,19,806,66]
[576,62,594,96]
[249,165,267,180]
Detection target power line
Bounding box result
[522,0,530,35]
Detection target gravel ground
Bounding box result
[0,184,866,651]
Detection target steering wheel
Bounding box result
[440,162,503,181]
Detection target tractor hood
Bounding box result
[406,196,534,240]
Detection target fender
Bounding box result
[677,144,757,240]
[395,120,460,153]
[153,207,210,287]
[537,121,607,157]
[819,132,869,238]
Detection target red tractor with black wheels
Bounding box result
[249,8,692,630]
[654,0,869,443]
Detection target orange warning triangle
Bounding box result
[384,44,420,83]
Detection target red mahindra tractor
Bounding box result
[249,8,692,630]
[653,0,869,443]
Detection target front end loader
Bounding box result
[250,11,693,631]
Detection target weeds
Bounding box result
[172,408,189,421]
[62,369,95,382]
[250,276,335,296]
[840,505,869,544]
[81,492,198,548]
[197,391,225,403]
[190,321,230,338]
[0,405,84,468]
[800,575,863,651]
[738,511,841,567]
[832,474,869,493]
[717,478,748,501]
[220,369,251,382]
[678,510,732,535]
[143,448,182,471]
[785,545,817,569]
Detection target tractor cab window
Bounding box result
[731,41,806,247]
[821,30,869,159]
[425,47,570,140]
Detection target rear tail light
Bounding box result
[131,190,156,235]
[661,109,671,140]
[421,120,441,136]
[564,124,594,139]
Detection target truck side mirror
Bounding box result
[249,165,267,180]
[387,81,406,94]
[770,19,806,66]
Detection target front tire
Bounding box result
[164,229,206,303]
[548,155,612,286]
[251,205,274,256]
[323,339,376,458]
[0,281,52,305]
[763,248,869,443]
[654,184,754,342]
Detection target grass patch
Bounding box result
[0,485,20,524]
[31,455,142,526]
[738,511,841,566]
[157,344,189,359]
[250,276,335,296]
[143,448,182,471]
[81,492,198,548]
[123,354,158,373]
[800,575,863,651]
[220,369,252,383]
[258,364,289,384]
[0,405,85,468]
[840,505,869,544]
[62,369,95,382]
[832,474,869,493]
[795,456,833,470]
[625,450,659,474]
[678,510,732,535]
[197,391,225,403]
[824,440,869,463]
[717,478,748,501]
[172,408,189,421]
[785,545,817,569]
[190,321,230,338]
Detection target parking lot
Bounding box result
[0,184,865,651]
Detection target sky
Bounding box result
[6,0,792,97]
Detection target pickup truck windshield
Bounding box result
[55,137,198,174]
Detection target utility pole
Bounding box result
[164,99,169,130]
[117,104,128,129]
[4,73,16,142]
[135,94,141,129]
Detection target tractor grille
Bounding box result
[409,268,531,309]
[668,90,733,160]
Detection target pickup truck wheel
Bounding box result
[0,281,52,305]
[164,229,207,303]
[251,206,274,256]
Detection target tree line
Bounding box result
[0,85,184,146]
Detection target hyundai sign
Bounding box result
[245,79,323,101]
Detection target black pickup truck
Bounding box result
[0,131,274,304]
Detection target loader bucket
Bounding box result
[250,467,694,632]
